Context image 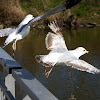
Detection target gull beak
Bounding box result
[86,51,89,54]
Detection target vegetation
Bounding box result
[0,0,100,27]
[71,0,100,22]
[0,0,25,26]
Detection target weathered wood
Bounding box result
[12,69,58,100]
[0,47,22,74]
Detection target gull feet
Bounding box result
[43,68,47,75]
[43,66,54,78]
[43,68,50,78]
[44,71,51,78]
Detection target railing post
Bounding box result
[0,88,4,100]
[0,47,58,100]
[20,88,31,100]
[0,88,2,99]
[5,74,15,98]
[0,47,22,99]
[23,95,32,100]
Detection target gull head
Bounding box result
[20,14,34,26]
[73,47,89,59]
[25,14,34,20]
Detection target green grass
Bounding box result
[20,0,100,18]
[0,0,100,26]
[20,0,45,14]
[71,1,92,16]
[70,0,100,22]
[20,0,65,13]
[47,0,65,9]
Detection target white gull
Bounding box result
[1,14,34,51]
[35,19,100,78]
[0,0,82,52]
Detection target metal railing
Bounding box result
[0,47,58,100]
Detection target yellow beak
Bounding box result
[86,51,89,53]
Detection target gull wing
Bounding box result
[46,19,68,50]
[18,0,82,33]
[45,32,67,50]
[65,59,100,74]
[0,28,14,37]
[48,19,63,36]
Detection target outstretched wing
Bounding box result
[46,19,67,50]
[48,19,63,36]
[65,59,100,74]
[0,28,14,37]
[45,32,67,50]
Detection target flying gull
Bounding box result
[0,0,82,51]
[0,14,34,53]
[35,19,100,78]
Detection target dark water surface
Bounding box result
[0,27,100,100]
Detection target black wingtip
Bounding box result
[65,0,82,9]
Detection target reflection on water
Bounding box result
[0,27,100,100]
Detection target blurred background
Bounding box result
[0,0,100,100]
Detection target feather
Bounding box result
[45,32,67,50]
[46,19,67,50]
[65,59,100,74]
[48,19,63,35]
[35,55,55,67]
[0,28,14,37]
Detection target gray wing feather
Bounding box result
[65,59,100,74]
[0,28,13,37]
[45,32,67,50]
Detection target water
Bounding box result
[0,27,100,100]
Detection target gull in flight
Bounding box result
[0,14,34,54]
[35,19,100,78]
[0,0,82,53]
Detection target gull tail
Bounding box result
[48,18,63,35]
[35,55,53,67]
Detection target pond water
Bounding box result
[0,27,100,100]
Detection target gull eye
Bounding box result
[83,50,85,51]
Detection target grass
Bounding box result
[20,0,100,22]
[47,0,65,9]
[71,0,100,22]
[0,0,100,27]
[0,0,25,26]
[72,1,93,16]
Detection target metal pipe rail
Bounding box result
[0,47,58,100]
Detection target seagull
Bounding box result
[35,19,100,78]
[0,0,82,51]
[0,14,34,53]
